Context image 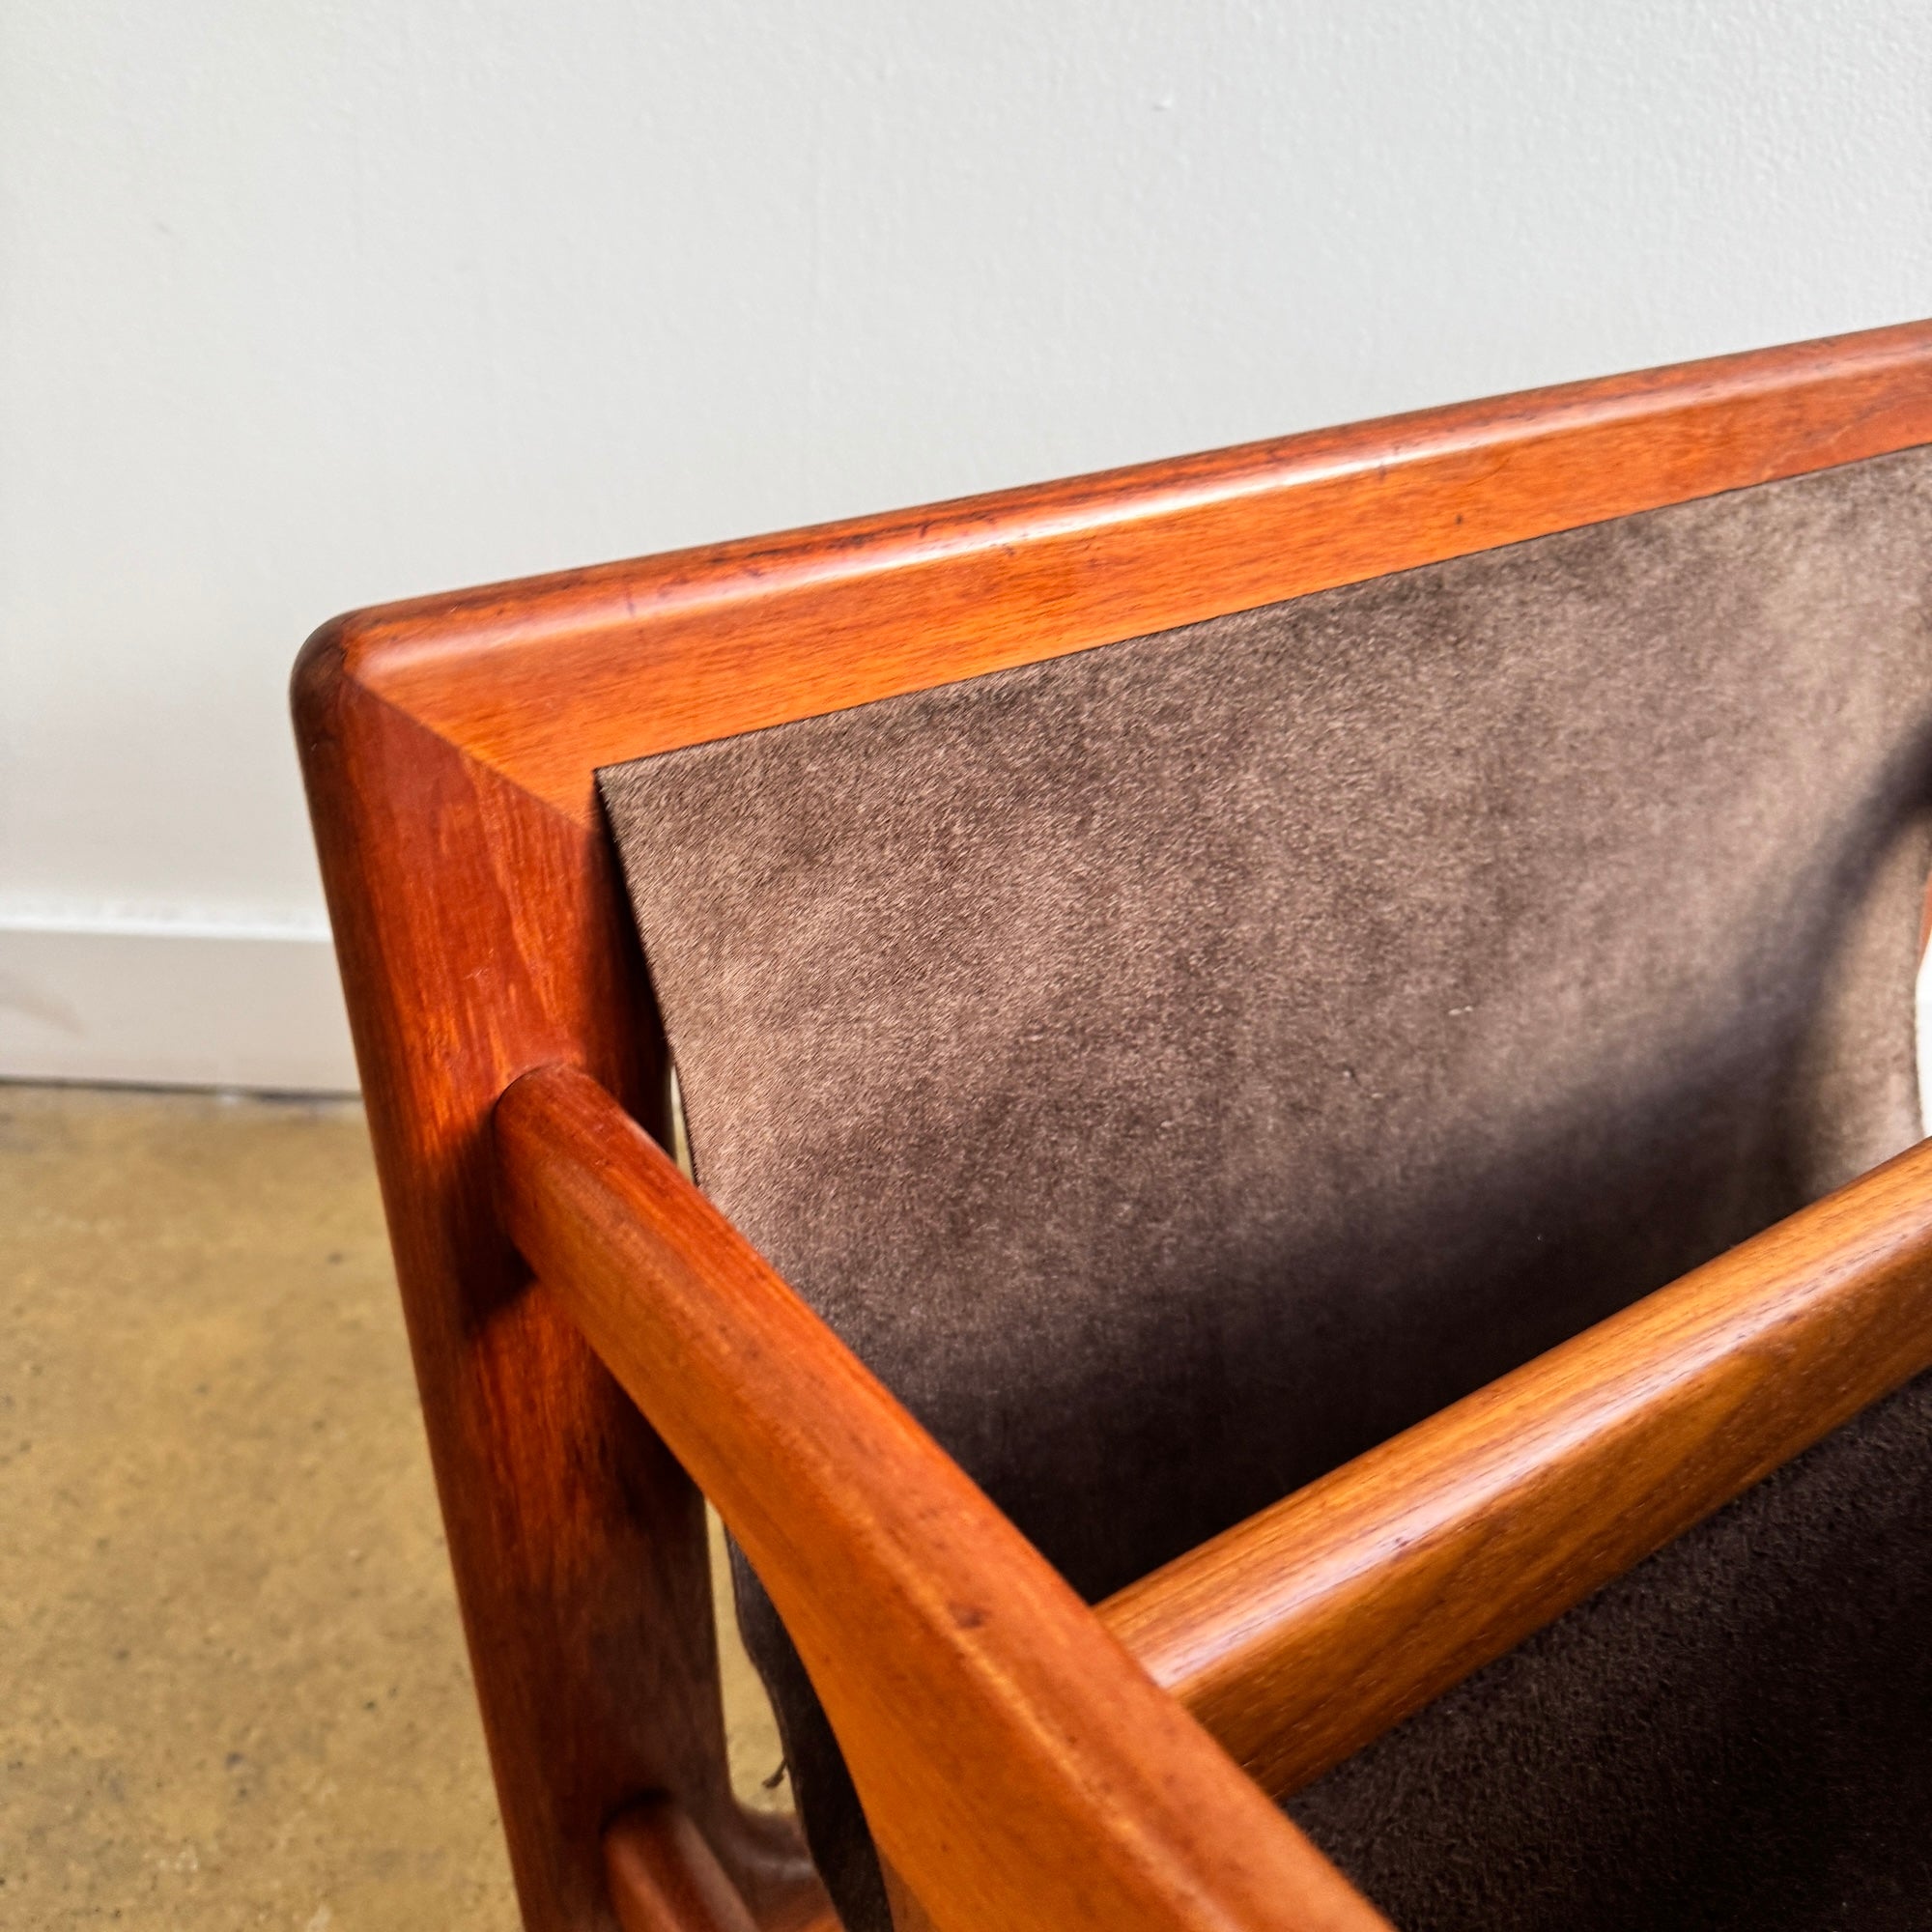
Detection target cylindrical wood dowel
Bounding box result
[1101,1136,1932,1800]
[497,1065,1389,1932]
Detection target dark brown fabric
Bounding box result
[1287,1365,1932,1932]
[598,445,1932,1932]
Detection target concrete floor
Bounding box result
[1,1082,783,1930]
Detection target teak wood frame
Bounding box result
[295,319,1932,1932]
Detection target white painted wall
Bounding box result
[3,2,1930,1090]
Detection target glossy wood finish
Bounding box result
[1103,1134,1932,1801]
[495,1065,1393,1932]
[291,652,811,1931]
[334,321,1932,829]
[878,1859,938,1932]
[607,1802,760,1932]
[297,317,1932,1929]
[606,1804,838,1932]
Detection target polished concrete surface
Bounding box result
[1,1082,784,1930]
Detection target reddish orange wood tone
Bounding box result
[606,1802,761,1932]
[297,316,1932,1930]
[336,322,1932,827]
[1103,1135,1932,1802]
[494,1065,1393,1932]
[879,1859,938,1932]
[605,1804,838,1932]
[291,662,808,1930]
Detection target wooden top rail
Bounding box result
[494,1065,1389,1932]
[335,321,1932,828]
[1102,1134,1932,1800]
[302,317,1932,1932]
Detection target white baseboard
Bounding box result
[0,924,357,1094]
[9,917,1918,1111]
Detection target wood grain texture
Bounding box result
[298,319,1932,1928]
[879,1858,938,1932]
[605,1804,838,1932]
[336,320,1932,826]
[1102,1134,1932,1803]
[607,1802,760,1932]
[495,1065,1393,1932]
[291,650,810,1931]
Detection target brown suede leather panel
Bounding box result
[599,445,1932,1931]
[1289,1365,1932,1932]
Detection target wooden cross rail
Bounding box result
[495,1064,1389,1932]
[300,318,1932,1932]
[1101,1133,1932,1797]
[493,1064,1932,1930]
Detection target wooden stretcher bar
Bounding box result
[297,316,1932,1932]
[495,1063,1392,1932]
[1102,1136,1932,1798]
[495,1065,1932,1931]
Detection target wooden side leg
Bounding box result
[297,644,811,1928]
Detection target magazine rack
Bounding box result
[296,319,1932,1932]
